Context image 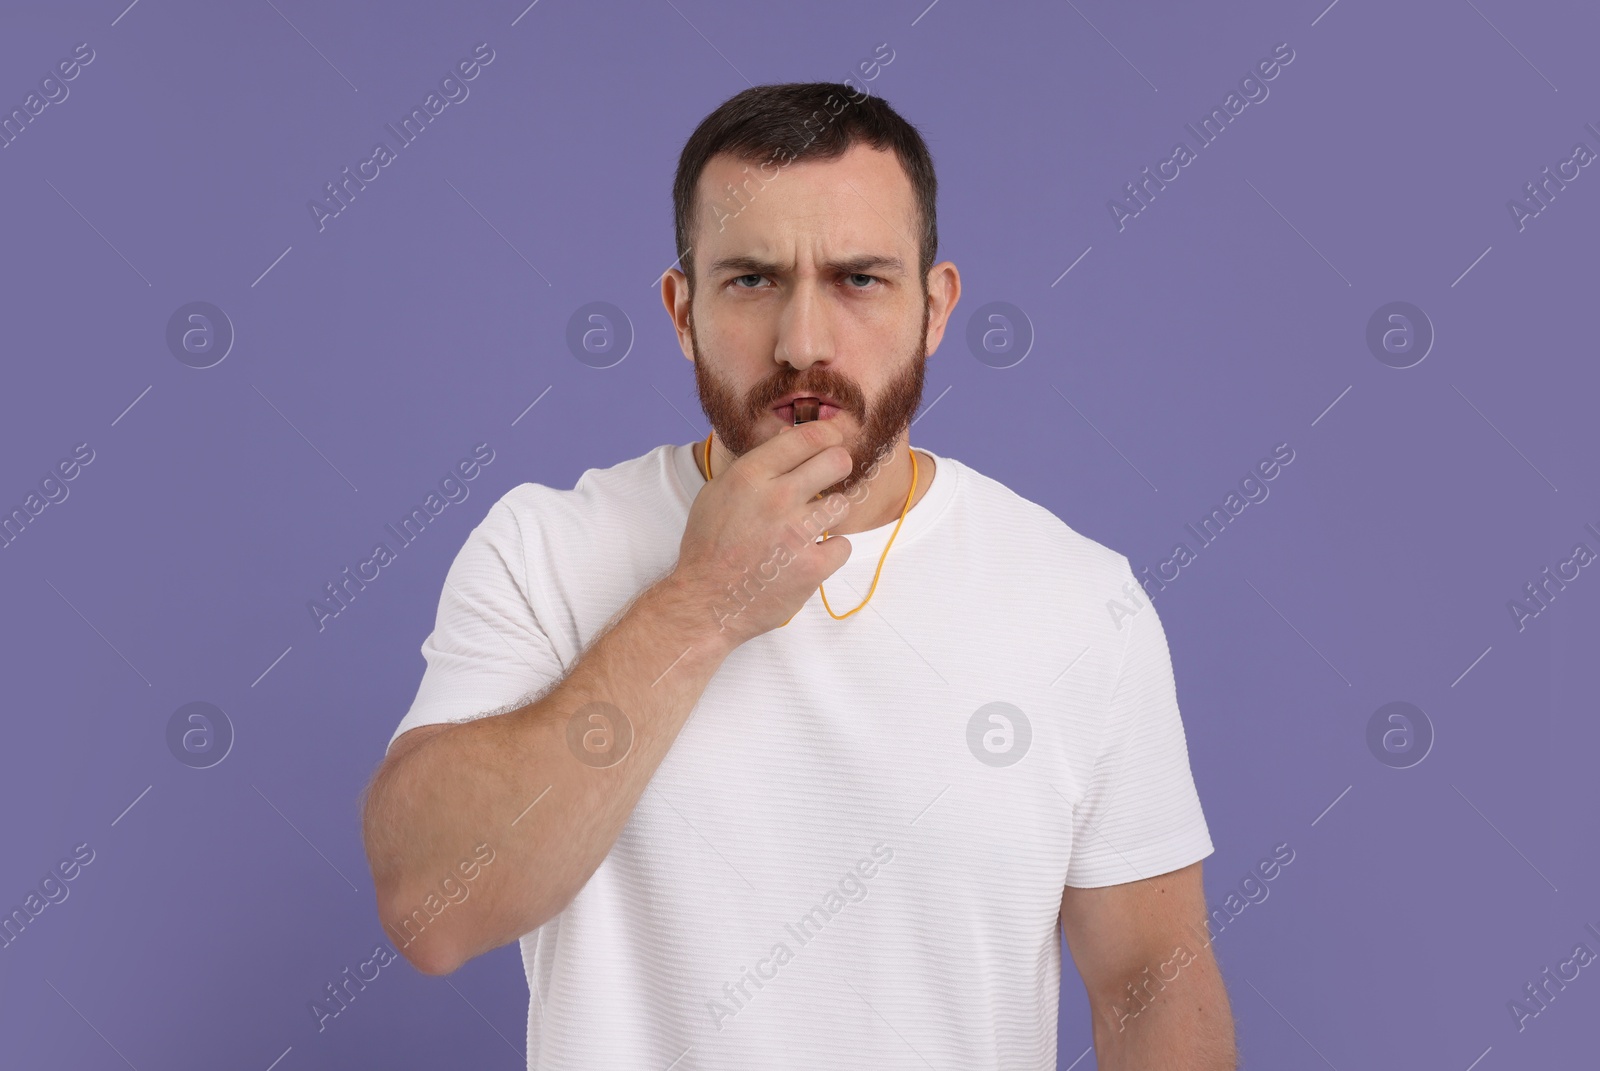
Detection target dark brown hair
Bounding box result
[672,82,938,294]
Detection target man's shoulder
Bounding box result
[474,442,685,544]
[950,456,1134,587]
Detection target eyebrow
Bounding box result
[707,253,907,278]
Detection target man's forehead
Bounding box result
[696,148,915,270]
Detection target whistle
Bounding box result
[792,398,820,425]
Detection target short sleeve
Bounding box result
[1063,570,1214,888]
[386,496,567,755]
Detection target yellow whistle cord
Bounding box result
[697,431,917,624]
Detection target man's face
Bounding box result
[676,142,937,497]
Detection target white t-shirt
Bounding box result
[388,441,1213,1070]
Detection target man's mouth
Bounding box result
[771,393,845,423]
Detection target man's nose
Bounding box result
[774,283,834,371]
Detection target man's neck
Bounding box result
[699,434,935,536]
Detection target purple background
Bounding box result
[2,0,1597,1067]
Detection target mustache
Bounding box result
[752,376,863,414]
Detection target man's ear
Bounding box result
[922,261,961,355]
[660,268,695,361]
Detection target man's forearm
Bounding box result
[1090,938,1237,1069]
[362,571,736,974]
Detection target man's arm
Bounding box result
[360,573,738,976]
[360,420,856,977]
[1059,861,1237,1069]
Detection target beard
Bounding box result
[690,296,930,499]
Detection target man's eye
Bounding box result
[847,274,877,288]
[732,274,764,288]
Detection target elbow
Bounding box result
[403,939,462,977]
[377,886,464,977]
[385,911,464,976]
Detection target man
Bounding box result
[362,82,1236,1069]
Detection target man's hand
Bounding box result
[1059,861,1237,1069]
[673,420,856,645]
